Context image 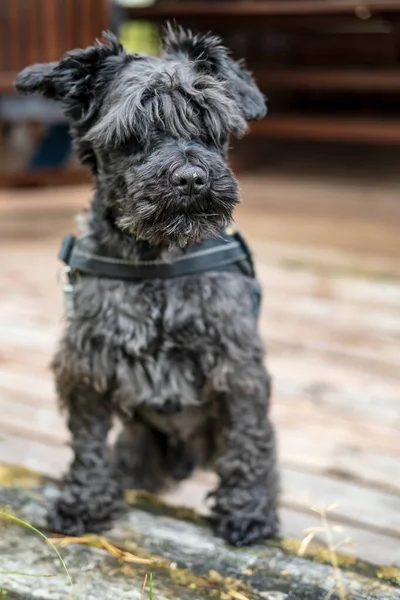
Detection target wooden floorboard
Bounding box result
[0,166,399,566]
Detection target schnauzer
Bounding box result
[15,25,279,546]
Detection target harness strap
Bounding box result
[59,230,255,280]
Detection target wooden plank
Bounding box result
[236,179,400,269]
[0,74,14,93]
[64,0,75,52]
[256,265,400,311]
[0,434,69,478]
[261,316,400,374]
[237,173,400,218]
[28,0,40,65]
[253,116,400,144]
[262,289,400,338]
[282,444,400,498]
[3,260,400,371]
[7,0,21,72]
[256,68,400,91]
[0,395,66,437]
[0,301,61,327]
[249,238,400,284]
[0,384,54,410]
[0,323,399,424]
[1,352,399,493]
[44,0,57,62]
[280,506,400,566]
[271,354,400,426]
[273,396,400,492]
[2,364,400,535]
[282,468,400,537]
[3,372,396,493]
[0,184,87,213]
[0,168,90,188]
[124,0,400,18]
[4,259,400,324]
[269,338,400,382]
[0,418,66,447]
[5,270,394,320]
[0,369,55,400]
[263,321,400,374]
[0,345,53,379]
[2,344,398,492]
[80,0,92,49]
[0,323,58,351]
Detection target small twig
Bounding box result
[298,530,318,556]
[227,590,251,600]
[48,535,153,565]
[324,589,335,600]
[299,505,350,600]
[319,507,347,600]
[140,574,148,600]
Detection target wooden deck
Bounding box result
[0,162,399,566]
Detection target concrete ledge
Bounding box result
[0,464,399,600]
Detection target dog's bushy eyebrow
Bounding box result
[162,24,267,122]
[84,64,247,148]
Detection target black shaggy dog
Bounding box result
[15,25,279,546]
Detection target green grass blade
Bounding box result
[0,512,77,600]
[149,573,153,600]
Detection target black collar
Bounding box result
[59,227,255,281]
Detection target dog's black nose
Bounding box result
[171,165,207,195]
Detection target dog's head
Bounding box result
[16,26,266,246]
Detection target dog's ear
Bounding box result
[162,24,267,122]
[14,62,59,97]
[15,31,125,121]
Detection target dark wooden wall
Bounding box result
[0,0,108,92]
[122,1,400,145]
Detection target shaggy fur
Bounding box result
[15,25,279,546]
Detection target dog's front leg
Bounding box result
[49,390,122,536]
[211,363,279,546]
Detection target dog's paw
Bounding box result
[48,505,87,536]
[48,501,123,536]
[48,482,124,536]
[216,512,279,546]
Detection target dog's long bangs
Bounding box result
[84,71,247,148]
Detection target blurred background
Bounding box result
[0,0,399,566]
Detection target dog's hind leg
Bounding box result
[48,389,123,536]
[210,361,279,546]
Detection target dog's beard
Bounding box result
[117,177,239,247]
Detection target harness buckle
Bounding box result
[57,266,75,320]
